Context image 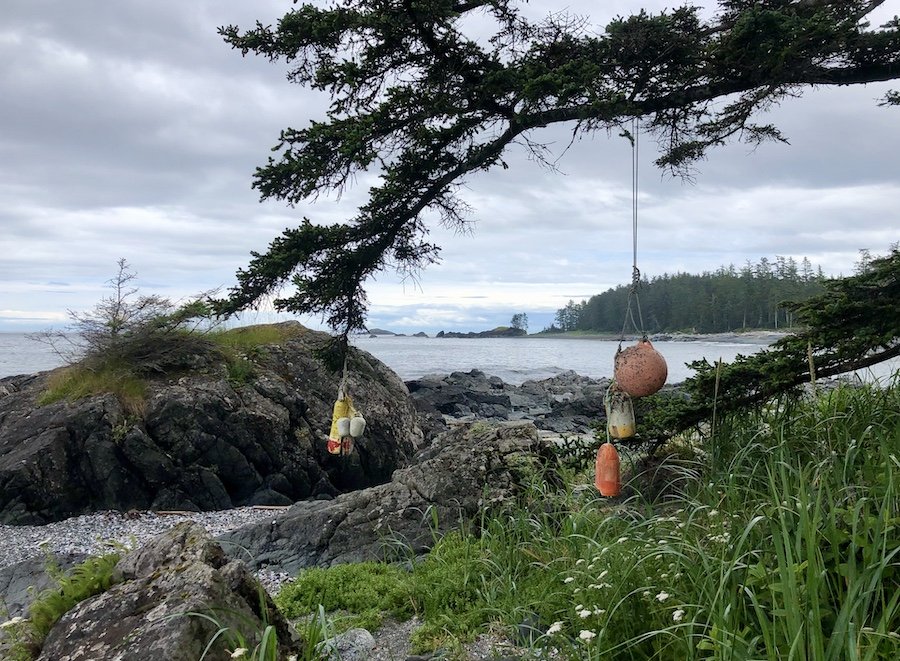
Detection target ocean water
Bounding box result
[0,333,74,379]
[4,332,896,385]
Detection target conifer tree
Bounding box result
[216,0,900,339]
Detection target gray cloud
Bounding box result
[1,1,897,332]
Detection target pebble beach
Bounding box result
[0,506,294,593]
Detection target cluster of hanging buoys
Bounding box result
[327,346,366,457]
[596,339,668,497]
[326,392,366,456]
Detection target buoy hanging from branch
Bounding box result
[611,120,667,401]
[326,349,366,456]
[614,338,668,398]
[595,441,621,497]
[605,383,636,439]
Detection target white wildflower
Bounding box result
[578,609,592,619]
[579,630,597,642]
[642,590,651,597]
[660,573,668,579]
[0,616,26,629]
[231,649,248,659]
[575,604,584,611]
[576,558,585,565]
[597,569,608,580]
[658,540,667,545]
[708,509,718,517]
[616,537,628,543]
[593,608,606,616]
[672,609,685,622]
[547,621,564,635]
[656,591,670,602]
[564,576,575,584]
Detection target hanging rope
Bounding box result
[337,348,350,401]
[619,117,647,349]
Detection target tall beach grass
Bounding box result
[277,378,900,659]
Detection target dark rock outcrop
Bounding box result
[220,421,551,575]
[37,522,296,661]
[407,369,612,435]
[0,323,423,524]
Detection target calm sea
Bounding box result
[3,332,896,385]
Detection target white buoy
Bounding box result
[349,415,367,438]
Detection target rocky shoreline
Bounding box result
[407,368,615,437]
[1,420,551,660]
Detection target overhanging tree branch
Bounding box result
[216,0,900,333]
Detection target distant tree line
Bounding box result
[552,256,830,334]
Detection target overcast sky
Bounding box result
[2,1,898,334]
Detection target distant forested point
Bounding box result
[553,256,831,334]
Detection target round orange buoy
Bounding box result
[614,338,667,397]
[595,442,621,497]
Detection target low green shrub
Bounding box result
[276,562,413,633]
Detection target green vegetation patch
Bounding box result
[37,365,147,416]
[4,553,120,660]
[275,562,413,632]
[211,324,304,385]
[210,324,302,353]
[277,380,900,658]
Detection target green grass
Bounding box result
[210,324,302,353]
[2,553,121,659]
[276,378,900,659]
[210,324,303,385]
[37,365,147,416]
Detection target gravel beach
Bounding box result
[0,506,294,593]
[1,508,532,659]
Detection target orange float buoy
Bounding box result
[595,442,621,497]
[614,338,667,398]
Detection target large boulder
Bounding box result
[0,323,423,524]
[221,421,552,575]
[36,522,297,661]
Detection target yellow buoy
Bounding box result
[605,384,636,439]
